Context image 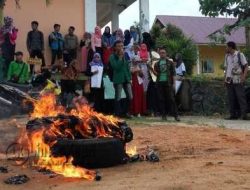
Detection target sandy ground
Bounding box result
[1,117,250,190]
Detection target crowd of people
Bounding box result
[0,16,186,121]
[0,16,248,121]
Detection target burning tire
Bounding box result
[51,138,127,169]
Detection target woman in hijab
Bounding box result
[86,53,104,112]
[102,26,114,65]
[175,53,186,78]
[80,32,92,72]
[91,26,103,59]
[115,28,124,42]
[0,16,18,74]
[142,32,154,51]
[130,26,139,43]
[139,43,150,92]
[127,44,146,117]
[124,30,133,49]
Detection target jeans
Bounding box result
[51,49,63,65]
[114,83,133,116]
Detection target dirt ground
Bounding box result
[1,117,250,190]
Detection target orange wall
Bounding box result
[4,0,85,65]
[198,45,226,76]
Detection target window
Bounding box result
[202,59,214,73]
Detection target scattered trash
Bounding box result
[95,171,102,181]
[146,149,160,162]
[38,168,57,178]
[38,168,55,175]
[0,166,8,173]
[4,175,30,185]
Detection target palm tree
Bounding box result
[0,0,51,25]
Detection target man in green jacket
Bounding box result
[109,40,133,118]
[7,51,29,84]
[154,47,180,121]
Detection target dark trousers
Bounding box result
[30,49,45,73]
[227,83,247,117]
[51,49,63,65]
[64,49,77,63]
[114,83,133,116]
[91,88,104,113]
[147,81,159,114]
[157,81,178,117]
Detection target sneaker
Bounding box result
[174,116,181,122]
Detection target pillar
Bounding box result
[197,48,200,74]
[139,0,149,32]
[85,0,97,33]
[111,4,119,32]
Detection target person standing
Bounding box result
[0,48,5,82]
[224,41,248,120]
[0,16,18,76]
[64,26,78,63]
[86,53,104,112]
[26,21,45,73]
[80,32,92,72]
[154,47,180,121]
[130,26,139,44]
[49,24,64,66]
[109,40,133,118]
[91,26,103,58]
[102,26,114,65]
[125,44,146,117]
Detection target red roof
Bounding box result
[155,15,245,45]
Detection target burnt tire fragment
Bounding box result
[51,138,127,169]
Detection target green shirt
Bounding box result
[158,60,168,82]
[109,54,131,84]
[7,61,30,84]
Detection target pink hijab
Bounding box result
[92,26,102,48]
[139,43,149,60]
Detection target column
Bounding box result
[139,0,149,32]
[196,48,200,75]
[85,0,97,33]
[111,4,119,32]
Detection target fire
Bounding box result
[126,146,137,157]
[30,130,96,180]
[21,93,124,180]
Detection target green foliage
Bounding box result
[151,24,198,75]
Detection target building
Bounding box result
[154,15,246,76]
[4,0,149,65]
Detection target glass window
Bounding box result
[202,59,214,73]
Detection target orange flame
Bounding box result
[126,146,137,157]
[22,94,122,180]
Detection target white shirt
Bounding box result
[225,51,247,79]
[175,62,186,76]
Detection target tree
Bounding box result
[199,0,250,61]
[151,24,198,75]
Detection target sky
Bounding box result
[118,0,203,29]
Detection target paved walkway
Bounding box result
[129,116,250,131]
